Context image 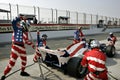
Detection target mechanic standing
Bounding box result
[1,15,35,80]
[107,32,117,45]
[73,26,84,43]
[81,40,108,80]
[33,30,48,62]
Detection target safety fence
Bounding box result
[0,3,120,25]
[0,3,120,33]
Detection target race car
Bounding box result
[38,41,88,78]
[37,39,116,78]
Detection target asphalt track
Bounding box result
[0,32,120,60]
[0,32,120,80]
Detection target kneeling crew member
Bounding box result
[81,40,108,80]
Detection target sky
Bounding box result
[0,0,120,18]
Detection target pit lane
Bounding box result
[0,32,120,80]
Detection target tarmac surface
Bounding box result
[0,32,120,80]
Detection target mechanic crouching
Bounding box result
[81,40,108,80]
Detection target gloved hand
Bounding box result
[60,50,70,57]
[37,30,40,35]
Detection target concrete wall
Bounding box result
[0,27,120,43]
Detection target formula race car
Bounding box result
[38,41,88,78]
[37,39,116,78]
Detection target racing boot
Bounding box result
[1,75,6,80]
[20,71,30,76]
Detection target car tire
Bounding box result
[100,43,106,53]
[66,57,87,78]
[106,45,116,57]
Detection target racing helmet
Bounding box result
[90,40,100,48]
[109,32,113,35]
[42,34,48,40]
[109,32,113,37]
[78,26,82,31]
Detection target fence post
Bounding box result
[9,3,12,20]
[66,10,68,17]
[83,13,86,24]
[66,10,68,23]
[34,6,36,16]
[112,17,114,25]
[16,4,19,16]
[118,18,119,25]
[66,10,70,24]
[119,19,120,25]
[76,12,78,24]
[51,8,53,23]
[109,17,111,22]
[105,16,107,25]
[96,14,98,24]
[91,14,92,24]
[116,18,118,25]
[56,9,58,24]
[38,7,40,23]
[68,11,70,24]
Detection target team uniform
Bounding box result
[107,34,117,45]
[2,17,34,79]
[33,31,47,62]
[81,48,108,80]
[73,29,84,43]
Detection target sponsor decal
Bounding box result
[0,24,89,33]
[0,26,13,32]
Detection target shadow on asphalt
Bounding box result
[106,52,120,66]
[113,51,120,59]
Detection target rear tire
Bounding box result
[106,45,116,57]
[66,57,87,78]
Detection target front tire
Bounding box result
[106,45,116,57]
